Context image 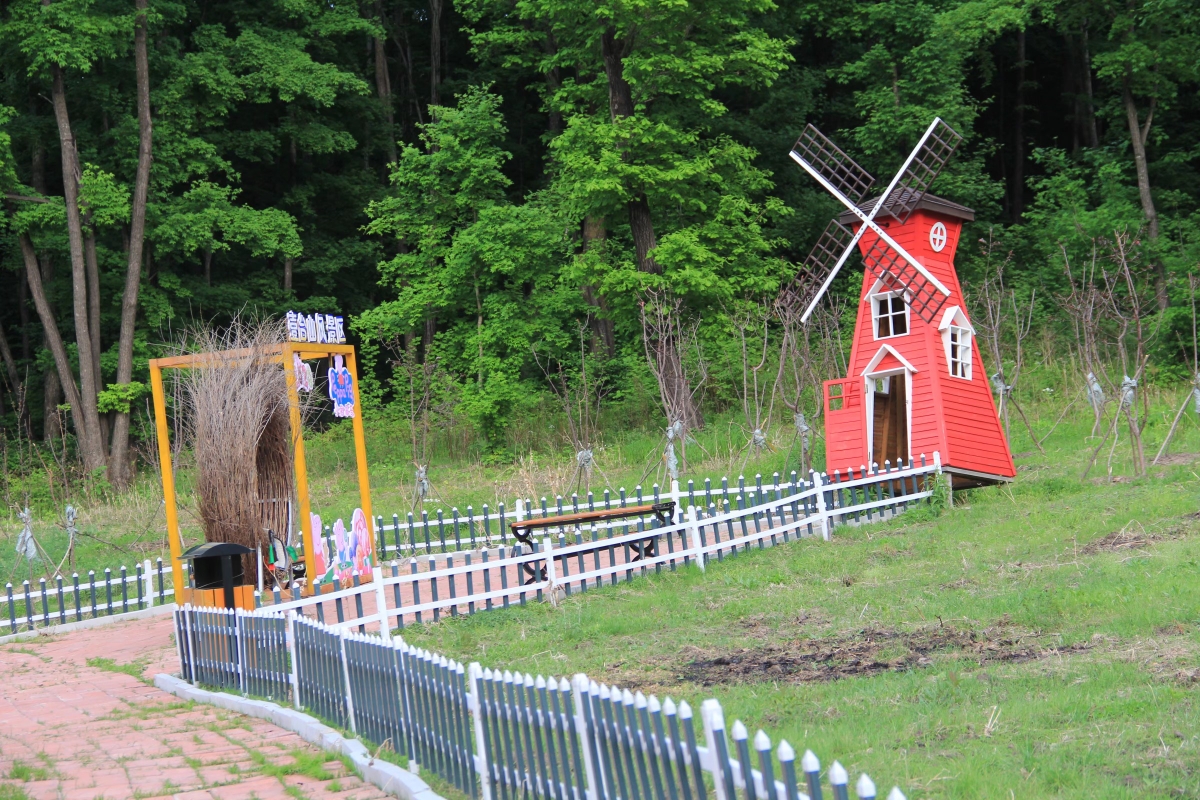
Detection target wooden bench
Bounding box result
[509,502,676,584]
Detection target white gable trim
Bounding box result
[937,305,975,334]
[864,274,907,300]
[861,343,918,377]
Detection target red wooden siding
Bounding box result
[822,207,1015,480]
[824,379,866,471]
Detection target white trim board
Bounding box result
[861,343,918,376]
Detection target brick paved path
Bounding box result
[0,615,391,800]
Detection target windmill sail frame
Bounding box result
[787,118,960,324]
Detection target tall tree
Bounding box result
[1093,0,1200,309]
[107,0,153,488]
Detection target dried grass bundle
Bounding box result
[173,317,305,568]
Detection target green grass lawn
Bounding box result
[394,425,1200,799]
[5,386,1200,794]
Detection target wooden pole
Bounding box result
[1152,388,1192,465]
[283,342,314,591]
[149,362,186,599]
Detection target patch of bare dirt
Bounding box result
[1081,520,1189,555]
[1151,452,1200,466]
[939,576,977,590]
[678,625,1091,686]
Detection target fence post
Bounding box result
[338,627,357,734]
[287,611,301,710]
[813,472,830,541]
[182,606,197,685]
[933,450,949,506]
[702,699,734,800]
[143,559,153,607]
[543,536,559,606]
[670,478,682,519]
[235,608,247,695]
[372,565,391,641]
[686,506,705,572]
[468,662,494,800]
[572,674,601,800]
[173,607,187,682]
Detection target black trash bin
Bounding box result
[181,542,255,609]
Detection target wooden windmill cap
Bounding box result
[837,192,974,225]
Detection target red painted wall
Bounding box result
[823,208,1015,480]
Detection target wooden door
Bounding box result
[871,373,909,467]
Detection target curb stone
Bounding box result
[0,603,177,644]
[154,673,444,800]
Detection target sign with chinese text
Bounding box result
[286,311,347,344]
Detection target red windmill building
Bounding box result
[787,119,1015,487]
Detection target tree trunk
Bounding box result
[18,232,87,445]
[600,29,662,275]
[108,0,153,490]
[1122,69,1166,309]
[390,13,424,132]
[600,27,701,428]
[49,64,106,471]
[30,141,60,440]
[84,225,102,401]
[544,32,562,134]
[1081,26,1099,147]
[375,1,397,164]
[422,312,436,360]
[203,247,212,285]
[0,322,27,438]
[580,216,615,357]
[1011,28,1026,222]
[17,269,30,363]
[429,0,442,107]
[44,361,62,441]
[284,256,293,291]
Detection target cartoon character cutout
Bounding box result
[293,352,314,392]
[309,512,334,584]
[332,518,352,585]
[351,508,373,575]
[328,355,355,418]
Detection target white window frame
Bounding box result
[938,306,976,380]
[870,290,910,340]
[947,326,972,379]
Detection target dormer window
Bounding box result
[938,305,975,380]
[947,326,972,378]
[871,292,908,339]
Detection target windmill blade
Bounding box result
[879,118,963,224]
[802,218,854,285]
[790,125,876,203]
[780,219,854,319]
[861,235,951,324]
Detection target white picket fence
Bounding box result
[177,604,910,800]
[262,454,943,633]
[4,557,176,635]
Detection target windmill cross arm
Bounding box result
[790,150,951,321]
[858,217,952,296]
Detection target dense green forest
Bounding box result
[0,0,1198,493]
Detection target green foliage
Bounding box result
[96,381,147,414]
[1,0,1199,456]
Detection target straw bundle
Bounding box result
[175,318,301,573]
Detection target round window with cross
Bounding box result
[929,222,948,252]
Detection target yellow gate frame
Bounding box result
[149,342,373,597]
